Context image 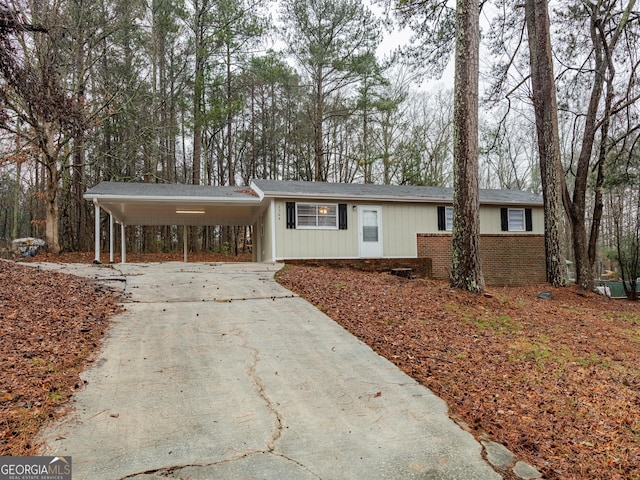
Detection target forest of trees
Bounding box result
[0,0,638,290]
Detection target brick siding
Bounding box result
[417,233,546,287]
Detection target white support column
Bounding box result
[109,214,114,264]
[94,203,101,263]
[270,199,277,262]
[121,224,127,264]
[183,227,188,263]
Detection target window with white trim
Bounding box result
[437,206,454,231]
[445,206,453,231]
[507,208,525,231]
[296,203,338,229]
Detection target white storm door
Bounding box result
[358,206,383,258]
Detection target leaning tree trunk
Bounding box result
[524,0,566,287]
[450,0,484,293]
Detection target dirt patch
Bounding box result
[278,265,640,480]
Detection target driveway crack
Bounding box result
[242,335,283,452]
[117,450,263,479]
[118,450,322,479]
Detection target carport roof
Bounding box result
[84,182,264,226]
[85,181,259,199]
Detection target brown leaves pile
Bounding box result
[278,265,640,480]
[0,260,122,455]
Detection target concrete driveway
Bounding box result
[36,262,501,479]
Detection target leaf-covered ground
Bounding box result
[0,251,249,455]
[277,265,640,480]
[0,260,123,455]
[18,251,252,264]
[4,253,640,478]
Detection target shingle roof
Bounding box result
[85,182,259,200]
[84,180,542,206]
[251,179,542,206]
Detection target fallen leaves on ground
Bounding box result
[0,250,251,455]
[277,265,640,480]
[0,260,123,455]
[19,251,252,264]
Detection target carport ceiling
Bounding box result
[84,182,266,226]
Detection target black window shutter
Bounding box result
[338,204,347,230]
[501,208,508,231]
[525,208,533,231]
[437,206,446,231]
[286,202,296,229]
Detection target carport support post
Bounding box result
[109,214,114,264]
[183,227,187,263]
[94,202,100,263]
[121,224,127,264]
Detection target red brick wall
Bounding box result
[417,233,546,286]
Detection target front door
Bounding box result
[358,206,383,258]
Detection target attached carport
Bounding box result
[84,182,268,263]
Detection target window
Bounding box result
[361,209,379,241]
[296,203,338,229]
[501,208,532,232]
[437,206,454,231]
[445,206,453,231]
[286,202,347,229]
[508,208,525,231]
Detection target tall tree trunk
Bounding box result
[363,78,371,184]
[588,81,614,270]
[13,160,20,239]
[226,42,235,186]
[450,0,484,292]
[192,20,204,186]
[314,65,324,181]
[37,121,61,254]
[191,7,205,252]
[524,0,566,287]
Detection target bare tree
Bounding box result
[558,0,638,290]
[0,1,84,254]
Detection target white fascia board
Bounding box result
[249,180,266,200]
